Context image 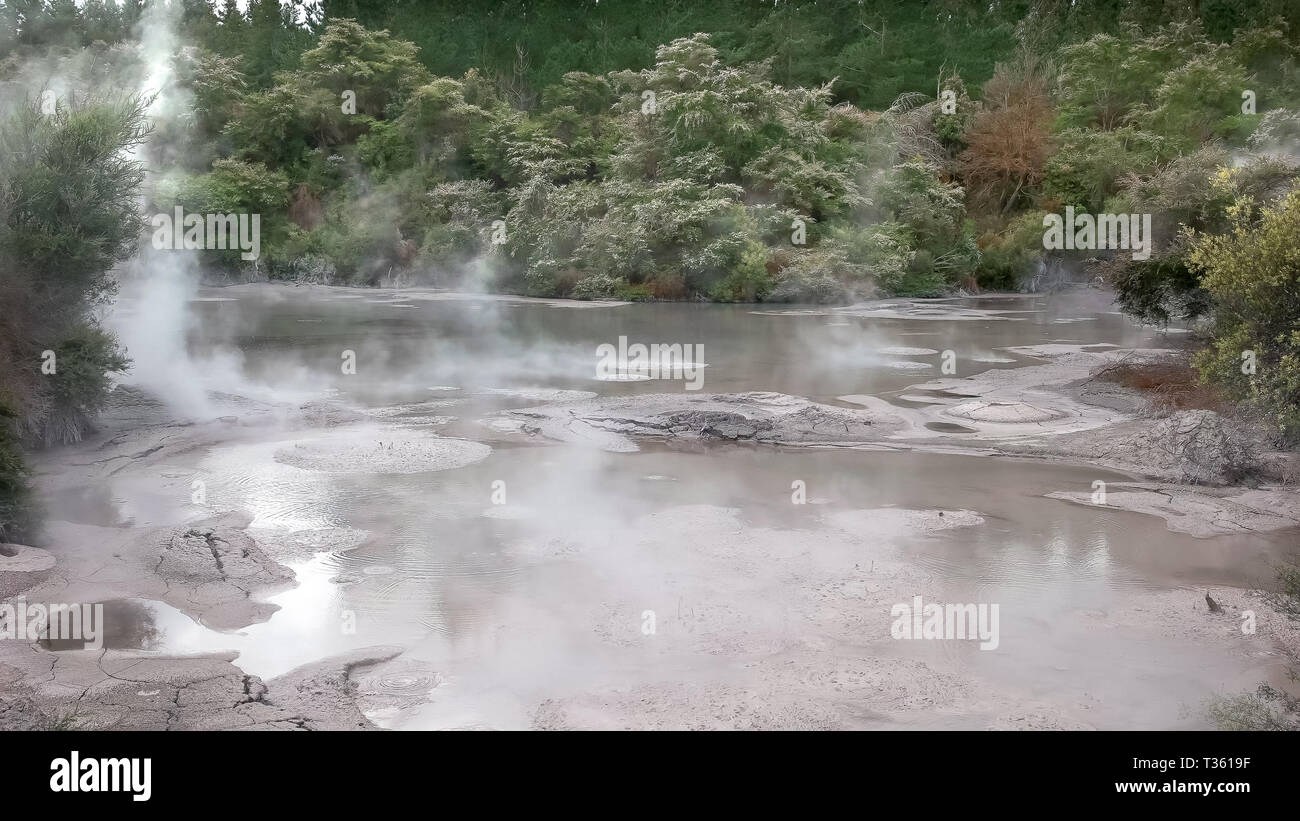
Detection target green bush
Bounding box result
[1189,188,1300,438]
[769,249,853,304]
[1106,151,1299,325]
[1042,127,1163,212]
[570,273,622,300]
[974,212,1047,290]
[27,324,130,447]
[0,95,147,535]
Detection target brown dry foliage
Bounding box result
[1095,358,1228,413]
[958,66,1054,215]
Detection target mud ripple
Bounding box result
[275,431,490,474]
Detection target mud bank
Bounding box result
[492,345,1141,452]
[486,391,907,451]
[490,343,1298,540]
[1046,484,1300,538]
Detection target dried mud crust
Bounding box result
[0,646,404,730]
[490,391,906,451]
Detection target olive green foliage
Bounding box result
[504,34,879,300]
[0,399,30,542]
[1052,20,1265,147]
[13,2,1286,308]
[167,20,979,299]
[1188,187,1300,438]
[1042,127,1164,212]
[975,212,1050,291]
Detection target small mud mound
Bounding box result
[878,346,939,356]
[946,400,1066,423]
[881,360,933,371]
[479,388,597,402]
[275,432,490,474]
[150,523,295,629]
[1024,409,1260,485]
[494,391,903,450]
[159,527,293,588]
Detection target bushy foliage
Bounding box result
[1105,151,1299,324]
[0,96,146,442]
[767,248,852,304]
[0,94,148,536]
[0,397,30,542]
[974,211,1049,290]
[62,9,1284,315]
[1042,127,1163,212]
[1140,46,1254,151]
[1188,188,1300,438]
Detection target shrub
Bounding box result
[0,95,147,536]
[1188,188,1300,438]
[570,273,622,300]
[974,211,1047,290]
[1042,127,1162,213]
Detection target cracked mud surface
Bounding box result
[17,515,292,631]
[0,644,402,730]
[0,504,404,729]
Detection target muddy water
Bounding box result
[183,286,1161,404]
[54,284,1299,729]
